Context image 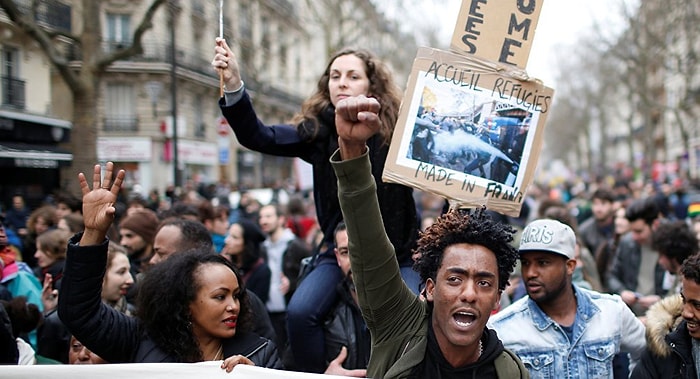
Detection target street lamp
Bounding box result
[168,0,181,189]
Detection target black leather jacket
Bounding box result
[606,233,666,297]
[323,278,370,370]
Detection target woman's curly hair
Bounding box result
[136,250,253,362]
[291,48,402,146]
[413,208,519,291]
[27,205,58,234]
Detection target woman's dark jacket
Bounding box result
[220,92,418,265]
[241,257,271,305]
[57,234,282,368]
[37,310,70,363]
[33,259,65,290]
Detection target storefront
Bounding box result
[0,110,72,209]
[98,137,218,196]
[97,137,154,196]
[171,139,218,186]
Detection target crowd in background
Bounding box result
[1,33,700,375]
[0,170,699,372]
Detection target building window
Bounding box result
[194,95,205,138]
[2,47,19,78]
[104,83,137,131]
[106,13,131,50]
[280,40,287,68]
[1,47,24,108]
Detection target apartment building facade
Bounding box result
[0,0,418,206]
[0,0,73,208]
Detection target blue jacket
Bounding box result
[489,285,646,378]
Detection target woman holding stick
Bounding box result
[212,39,420,373]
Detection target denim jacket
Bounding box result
[488,285,646,379]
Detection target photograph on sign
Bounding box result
[384,47,554,216]
[402,78,536,189]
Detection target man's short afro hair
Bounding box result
[413,207,519,291]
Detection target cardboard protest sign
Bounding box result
[451,0,544,68]
[383,47,554,216]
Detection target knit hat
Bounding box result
[519,219,576,259]
[689,201,700,219]
[118,209,159,244]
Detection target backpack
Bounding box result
[282,237,313,302]
[296,251,319,287]
[295,238,327,287]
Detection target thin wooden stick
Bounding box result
[219,0,224,97]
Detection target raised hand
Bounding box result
[335,95,381,160]
[77,162,125,246]
[212,37,242,92]
[324,346,367,377]
[41,273,58,313]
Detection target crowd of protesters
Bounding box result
[2,151,700,376]
[1,37,700,378]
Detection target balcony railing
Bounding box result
[103,116,138,132]
[1,76,25,109]
[67,41,214,79]
[103,40,133,54]
[13,0,71,33]
[66,41,303,107]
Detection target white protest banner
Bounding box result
[0,362,351,379]
[451,0,544,69]
[383,47,554,216]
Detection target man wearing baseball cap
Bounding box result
[489,219,647,378]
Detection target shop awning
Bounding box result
[0,109,72,129]
[0,142,73,168]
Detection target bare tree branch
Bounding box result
[0,0,80,89]
[96,0,167,71]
